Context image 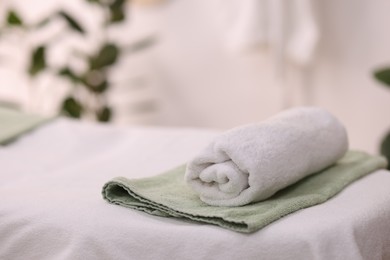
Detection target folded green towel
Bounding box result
[0,107,51,145]
[102,151,387,233]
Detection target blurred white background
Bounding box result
[0,0,389,153]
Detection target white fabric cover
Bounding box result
[1,118,390,260]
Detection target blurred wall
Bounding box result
[1,0,390,154]
[312,0,390,154]
[130,0,390,153]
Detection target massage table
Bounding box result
[1,117,390,259]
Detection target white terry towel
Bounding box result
[185,107,348,207]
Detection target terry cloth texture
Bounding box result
[185,107,348,206]
[102,151,387,233]
[0,107,50,145]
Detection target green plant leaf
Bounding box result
[126,37,156,53]
[6,10,24,26]
[61,96,83,118]
[83,76,109,93]
[109,8,125,23]
[58,11,85,34]
[96,106,112,122]
[92,80,108,93]
[86,0,102,4]
[58,67,81,83]
[108,0,126,23]
[374,68,390,87]
[89,43,119,70]
[110,0,126,10]
[82,70,109,93]
[380,131,390,170]
[28,45,47,77]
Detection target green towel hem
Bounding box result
[0,107,53,145]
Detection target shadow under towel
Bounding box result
[102,151,387,233]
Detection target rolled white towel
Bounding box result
[185,107,348,207]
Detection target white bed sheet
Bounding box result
[1,119,390,260]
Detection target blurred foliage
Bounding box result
[58,11,85,34]
[28,45,47,76]
[89,43,119,70]
[6,10,24,27]
[96,106,112,122]
[1,0,155,123]
[374,68,390,87]
[58,67,81,83]
[108,0,126,23]
[374,66,390,169]
[381,133,390,170]
[62,96,83,118]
